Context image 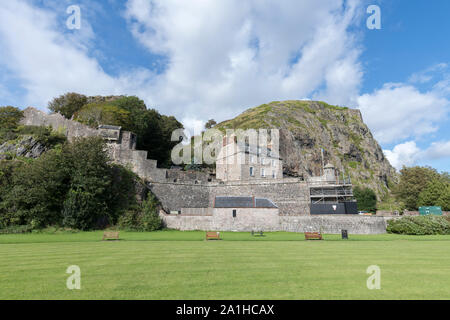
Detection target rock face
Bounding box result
[217,100,397,197]
[0,136,47,160]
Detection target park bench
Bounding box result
[102,231,119,241]
[304,232,323,240]
[251,230,264,236]
[206,231,221,240]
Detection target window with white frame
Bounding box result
[261,168,265,177]
[250,167,254,176]
[272,170,276,178]
[272,159,276,167]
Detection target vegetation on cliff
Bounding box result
[48,93,183,168]
[215,100,397,198]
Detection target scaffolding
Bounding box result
[308,179,354,204]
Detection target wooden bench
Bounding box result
[304,232,323,240]
[251,230,264,236]
[102,231,119,241]
[206,231,220,240]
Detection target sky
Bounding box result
[0,0,448,172]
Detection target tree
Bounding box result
[48,93,87,119]
[205,119,217,129]
[140,193,162,231]
[436,185,450,211]
[0,136,138,230]
[1,149,70,228]
[0,106,23,129]
[418,178,448,208]
[74,103,131,128]
[394,166,441,210]
[353,186,377,212]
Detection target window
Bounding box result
[232,209,237,218]
[272,159,276,167]
[272,170,276,179]
[261,168,265,177]
[250,155,254,163]
[260,157,265,165]
[250,167,254,176]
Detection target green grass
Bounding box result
[1,231,450,299]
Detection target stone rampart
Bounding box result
[160,213,390,234]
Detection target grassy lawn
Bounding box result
[1,231,450,299]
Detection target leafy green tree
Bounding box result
[436,184,450,211]
[205,119,217,129]
[0,137,138,230]
[110,96,147,133]
[140,194,162,231]
[0,106,23,129]
[74,103,131,128]
[118,193,162,231]
[1,149,70,228]
[61,137,115,229]
[353,186,377,212]
[418,178,449,207]
[48,92,87,119]
[394,166,441,210]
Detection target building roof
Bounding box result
[214,196,278,208]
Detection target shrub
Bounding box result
[353,186,377,212]
[118,194,162,232]
[0,106,23,130]
[0,225,33,234]
[387,215,450,235]
[48,93,87,119]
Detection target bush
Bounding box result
[118,194,162,232]
[387,215,450,235]
[0,225,33,234]
[48,93,87,119]
[0,106,23,130]
[0,137,139,231]
[353,186,377,212]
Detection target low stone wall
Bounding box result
[161,213,390,234]
[280,215,389,234]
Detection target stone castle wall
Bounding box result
[21,107,99,141]
[160,213,390,234]
[148,178,309,215]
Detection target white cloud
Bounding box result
[384,141,421,170]
[426,141,450,160]
[357,83,449,144]
[0,0,448,152]
[384,140,450,170]
[0,0,121,107]
[0,0,365,134]
[124,0,364,121]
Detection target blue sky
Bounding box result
[0,0,448,172]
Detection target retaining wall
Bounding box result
[161,213,390,234]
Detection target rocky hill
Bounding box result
[216,100,397,197]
